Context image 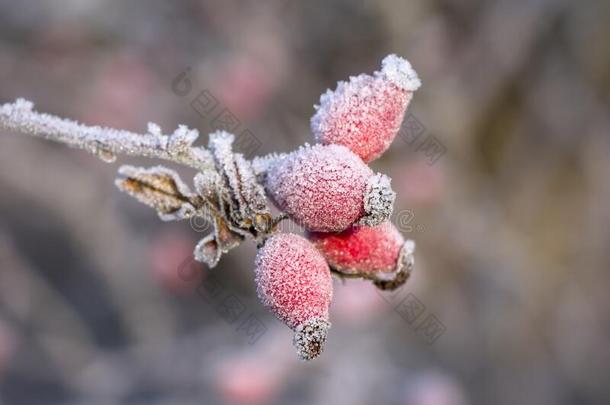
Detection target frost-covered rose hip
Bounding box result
[254,233,333,360]
[308,222,412,278]
[265,144,395,232]
[311,54,421,162]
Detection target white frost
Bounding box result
[379,54,421,91]
[0,98,214,170]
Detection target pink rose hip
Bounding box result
[265,144,395,232]
[311,54,421,162]
[254,233,333,360]
[308,222,413,279]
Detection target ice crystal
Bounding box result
[0,99,214,171]
[373,238,416,291]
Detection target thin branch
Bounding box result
[0,98,214,171]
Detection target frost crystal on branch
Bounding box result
[0,98,214,171]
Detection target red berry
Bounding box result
[308,222,410,277]
[265,144,395,232]
[311,54,421,162]
[254,233,333,360]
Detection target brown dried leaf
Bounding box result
[115,165,196,221]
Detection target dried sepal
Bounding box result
[193,171,234,225]
[192,218,244,267]
[194,234,221,267]
[208,131,247,224]
[293,318,331,361]
[194,170,223,202]
[214,215,246,252]
[373,239,415,291]
[358,173,396,227]
[234,154,267,215]
[380,54,421,91]
[191,164,271,267]
[234,153,272,233]
[192,210,246,267]
[207,131,273,235]
[115,165,197,221]
[251,152,286,182]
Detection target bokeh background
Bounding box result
[1,0,609,404]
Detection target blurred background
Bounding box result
[1,0,609,404]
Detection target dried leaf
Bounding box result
[115,165,196,221]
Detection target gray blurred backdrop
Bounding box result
[0,1,609,404]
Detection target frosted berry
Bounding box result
[308,221,410,277]
[254,233,333,360]
[265,144,395,232]
[311,54,421,162]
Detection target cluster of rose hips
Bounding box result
[0,52,421,361]
[254,54,421,360]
